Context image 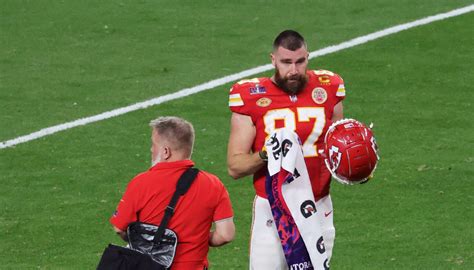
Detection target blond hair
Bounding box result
[149,116,195,158]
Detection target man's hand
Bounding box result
[113,226,128,242]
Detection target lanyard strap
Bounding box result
[153,167,199,244]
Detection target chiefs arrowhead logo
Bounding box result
[329,145,342,170]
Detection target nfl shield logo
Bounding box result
[329,145,342,170]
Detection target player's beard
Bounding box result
[274,70,308,95]
[151,154,161,166]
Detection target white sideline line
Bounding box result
[1,4,473,150]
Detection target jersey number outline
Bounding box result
[263,107,326,157]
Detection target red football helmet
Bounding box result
[324,119,379,185]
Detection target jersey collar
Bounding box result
[149,159,195,171]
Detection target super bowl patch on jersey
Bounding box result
[250,84,267,95]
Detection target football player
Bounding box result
[227,30,345,269]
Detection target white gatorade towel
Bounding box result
[265,128,329,270]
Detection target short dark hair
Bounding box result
[149,116,195,157]
[273,30,307,51]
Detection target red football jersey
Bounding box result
[110,160,233,269]
[229,70,346,200]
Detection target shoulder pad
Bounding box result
[312,70,343,82]
[236,78,261,85]
[312,70,345,96]
[230,78,262,93]
[312,69,337,77]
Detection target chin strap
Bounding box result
[324,159,374,185]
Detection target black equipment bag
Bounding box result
[97,168,199,270]
[97,244,165,270]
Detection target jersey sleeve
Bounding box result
[333,74,346,103]
[110,179,140,231]
[228,83,244,113]
[228,78,261,116]
[311,69,346,104]
[213,185,234,222]
[228,82,249,115]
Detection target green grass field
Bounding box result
[1,1,473,269]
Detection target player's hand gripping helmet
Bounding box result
[324,119,379,185]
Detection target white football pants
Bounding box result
[249,195,335,270]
